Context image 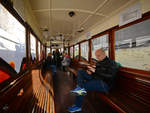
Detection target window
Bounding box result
[115,18,150,71]
[74,45,79,59]
[81,41,89,61]
[38,42,40,61]
[0,4,25,73]
[65,48,68,54]
[30,34,36,59]
[70,46,73,58]
[92,34,109,61]
[60,48,63,53]
[47,48,50,56]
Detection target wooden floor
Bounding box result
[53,69,116,113]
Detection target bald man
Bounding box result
[68,49,119,112]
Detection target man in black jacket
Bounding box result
[68,49,119,112]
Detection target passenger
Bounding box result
[61,53,70,71]
[9,61,15,69]
[47,53,56,76]
[53,51,57,65]
[68,49,119,112]
[55,49,61,68]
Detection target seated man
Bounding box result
[68,49,119,112]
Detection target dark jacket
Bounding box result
[92,57,119,88]
[46,56,55,65]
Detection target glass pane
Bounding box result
[70,47,73,58]
[30,34,36,59]
[115,19,150,71]
[92,34,109,61]
[60,48,63,53]
[81,41,89,61]
[74,45,79,59]
[47,48,50,56]
[65,48,68,54]
[38,42,40,61]
[0,4,25,73]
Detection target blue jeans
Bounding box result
[74,70,110,107]
[51,65,56,76]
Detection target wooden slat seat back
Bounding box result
[29,69,55,113]
[66,60,80,76]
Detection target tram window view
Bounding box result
[0,4,25,73]
[0,0,150,113]
[115,18,150,71]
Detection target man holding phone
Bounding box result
[68,49,119,112]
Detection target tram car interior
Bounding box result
[0,0,150,113]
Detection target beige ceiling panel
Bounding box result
[30,0,50,10]
[82,15,104,31]
[52,0,104,12]
[51,18,73,36]
[34,12,49,28]
[97,0,130,15]
[51,10,90,36]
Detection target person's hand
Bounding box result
[86,70,92,75]
[87,66,96,73]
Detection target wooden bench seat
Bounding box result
[95,70,150,113]
[28,69,54,113]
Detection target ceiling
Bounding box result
[30,0,131,44]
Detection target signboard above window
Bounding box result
[119,2,142,26]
